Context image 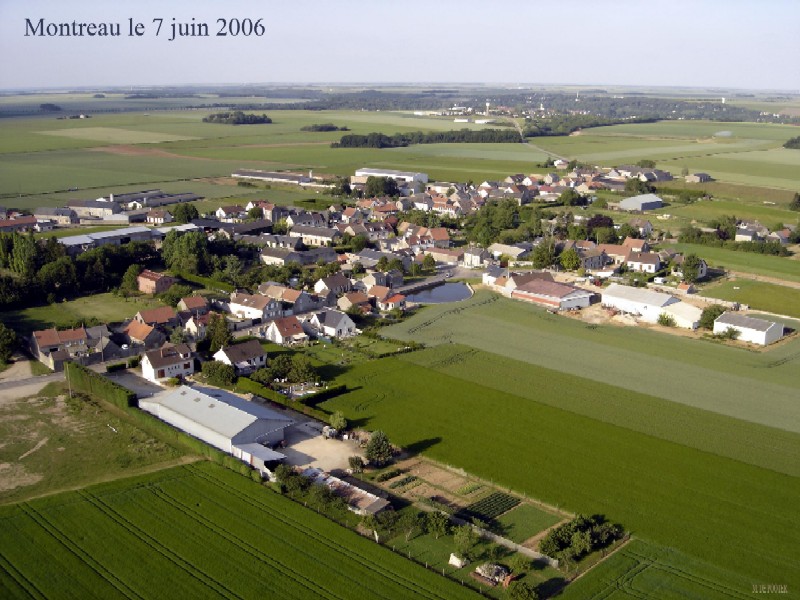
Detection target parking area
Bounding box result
[280,421,363,473]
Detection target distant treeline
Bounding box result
[784,136,800,149]
[523,115,656,136]
[332,128,521,148]
[202,111,272,125]
[300,123,350,132]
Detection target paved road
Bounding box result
[0,372,64,392]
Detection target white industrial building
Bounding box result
[139,385,292,474]
[660,302,703,330]
[354,168,428,184]
[713,312,784,345]
[601,283,678,323]
[618,194,664,212]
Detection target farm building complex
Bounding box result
[139,385,292,473]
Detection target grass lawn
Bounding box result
[0,382,185,505]
[700,279,800,318]
[495,503,563,544]
[0,292,167,335]
[668,243,800,282]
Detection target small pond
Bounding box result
[406,282,472,304]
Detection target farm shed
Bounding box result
[302,468,390,515]
[618,194,664,212]
[139,385,292,473]
[712,313,783,346]
[510,280,594,310]
[601,283,678,323]
[661,302,703,330]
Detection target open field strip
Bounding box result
[319,357,800,594]
[559,539,755,600]
[0,463,477,600]
[398,345,800,477]
[669,243,800,282]
[700,279,800,319]
[383,291,800,432]
[37,127,199,144]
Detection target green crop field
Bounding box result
[700,279,800,318]
[668,243,800,282]
[319,354,800,595]
[383,291,800,432]
[560,539,755,600]
[0,462,477,599]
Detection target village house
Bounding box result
[229,292,283,322]
[146,209,173,225]
[183,313,211,340]
[626,252,662,273]
[337,291,372,314]
[314,273,352,296]
[33,207,77,225]
[305,309,358,339]
[265,315,308,345]
[288,224,342,247]
[377,293,406,312]
[137,270,176,295]
[215,205,247,222]
[628,218,653,238]
[213,339,267,375]
[177,296,209,315]
[123,320,166,350]
[462,247,490,268]
[141,344,194,384]
[362,269,404,290]
[134,306,179,329]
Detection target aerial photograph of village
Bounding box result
[0,1,798,598]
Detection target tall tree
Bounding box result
[364,430,393,467]
[172,203,199,224]
[559,247,581,271]
[681,253,702,283]
[10,234,39,279]
[0,323,16,364]
[119,264,142,295]
[532,239,555,268]
[206,313,232,353]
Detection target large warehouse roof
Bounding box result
[147,385,293,439]
[603,283,675,307]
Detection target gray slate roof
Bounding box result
[715,312,779,332]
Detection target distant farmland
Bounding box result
[0,463,477,600]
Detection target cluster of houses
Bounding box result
[734,220,796,246]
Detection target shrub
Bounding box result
[657,313,676,327]
[127,356,141,368]
[201,361,236,387]
[106,362,127,373]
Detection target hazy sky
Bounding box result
[1,0,798,91]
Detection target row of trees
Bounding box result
[538,514,623,562]
[202,111,272,124]
[332,129,521,148]
[679,225,792,256]
[0,234,157,308]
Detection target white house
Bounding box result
[213,339,267,375]
[229,292,282,321]
[139,385,292,475]
[265,316,308,345]
[713,312,783,345]
[307,309,357,338]
[626,252,661,273]
[141,344,194,384]
[601,283,679,323]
